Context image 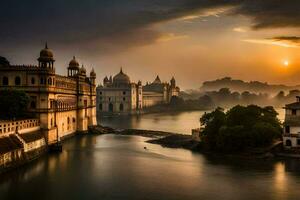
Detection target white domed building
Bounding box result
[96,68,143,113]
[96,69,180,114]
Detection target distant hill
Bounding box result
[200,77,300,94]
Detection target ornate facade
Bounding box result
[96,69,180,114]
[0,44,97,144]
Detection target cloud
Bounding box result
[271,36,300,43]
[156,33,189,43]
[242,38,300,48]
[233,27,248,33]
[1,0,300,54]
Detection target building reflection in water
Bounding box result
[274,162,288,196]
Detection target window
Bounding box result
[123,91,126,95]
[31,77,35,85]
[30,101,36,109]
[2,77,8,85]
[292,109,297,115]
[100,92,102,95]
[297,139,300,146]
[286,139,292,147]
[123,97,126,101]
[99,104,103,111]
[285,126,290,134]
[119,103,124,111]
[40,77,44,84]
[15,76,21,85]
[48,78,52,85]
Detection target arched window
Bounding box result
[31,77,35,85]
[99,103,103,111]
[67,117,70,124]
[30,101,36,109]
[119,103,124,111]
[15,76,21,85]
[109,103,114,112]
[40,77,44,84]
[286,140,292,147]
[2,76,8,85]
[48,78,52,85]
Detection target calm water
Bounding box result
[0,109,293,200]
[100,109,285,134]
[1,134,300,200]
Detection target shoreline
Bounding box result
[89,126,286,159]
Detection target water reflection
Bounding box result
[1,134,300,200]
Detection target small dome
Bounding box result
[113,68,130,85]
[103,76,108,81]
[68,56,80,70]
[79,65,86,75]
[90,68,96,77]
[38,43,54,61]
[0,56,10,67]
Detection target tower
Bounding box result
[68,56,80,76]
[170,77,176,88]
[90,68,96,85]
[38,43,55,69]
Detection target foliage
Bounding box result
[200,105,282,152]
[0,89,30,120]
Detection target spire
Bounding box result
[120,67,123,74]
[45,42,48,49]
[73,56,76,60]
[153,75,161,84]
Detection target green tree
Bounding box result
[0,89,30,120]
[199,105,282,152]
[200,107,226,150]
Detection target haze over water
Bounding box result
[100,110,285,134]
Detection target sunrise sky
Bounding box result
[1,1,300,89]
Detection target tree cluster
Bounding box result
[0,89,30,120]
[200,105,282,152]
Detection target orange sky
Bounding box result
[1,2,300,90]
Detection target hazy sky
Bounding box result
[1,0,300,90]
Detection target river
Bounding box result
[100,109,285,134]
[1,109,297,200]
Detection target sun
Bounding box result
[283,60,289,67]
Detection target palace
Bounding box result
[0,44,97,144]
[96,69,180,114]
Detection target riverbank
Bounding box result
[90,125,286,159]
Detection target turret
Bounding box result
[103,76,109,86]
[38,43,55,70]
[170,77,176,87]
[68,56,80,76]
[90,68,96,85]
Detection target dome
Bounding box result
[68,56,80,70]
[38,43,54,61]
[113,68,130,85]
[80,65,86,73]
[90,68,96,77]
[0,56,10,67]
